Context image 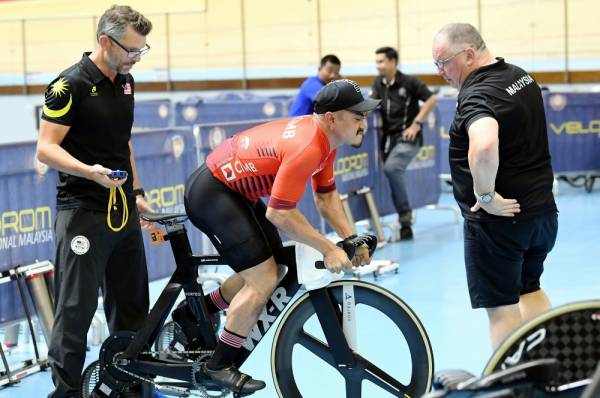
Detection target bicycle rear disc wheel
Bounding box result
[271,280,433,398]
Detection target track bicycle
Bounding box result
[81,212,434,398]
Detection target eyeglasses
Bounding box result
[434,48,468,70]
[107,35,150,58]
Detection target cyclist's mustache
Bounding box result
[356,128,365,136]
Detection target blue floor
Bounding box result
[1,184,599,397]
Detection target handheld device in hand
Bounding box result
[107,170,128,179]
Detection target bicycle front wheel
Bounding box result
[271,280,433,398]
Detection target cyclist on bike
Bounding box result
[182,79,380,394]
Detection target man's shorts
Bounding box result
[184,165,282,272]
[463,212,558,309]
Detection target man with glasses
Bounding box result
[432,23,557,349]
[36,5,159,397]
[182,79,377,394]
[370,47,438,240]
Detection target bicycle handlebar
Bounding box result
[314,234,377,269]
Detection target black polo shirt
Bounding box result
[41,52,135,211]
[370,70,433,144]
[449,57,557,222]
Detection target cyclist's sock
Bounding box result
[206,287,229,314]
[206,327,246,370]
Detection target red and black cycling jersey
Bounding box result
[206,115,336,209]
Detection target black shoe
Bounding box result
[201,364,266,394]
[400,226,413,240]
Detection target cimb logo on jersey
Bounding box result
[221,160,258,181]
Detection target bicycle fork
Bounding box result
[309,284,357,368]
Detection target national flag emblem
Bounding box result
[122,83,132,95]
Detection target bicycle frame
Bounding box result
[115,220,358,386]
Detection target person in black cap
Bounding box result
[180,79,379,394]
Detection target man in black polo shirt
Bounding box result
[37,6,155,398]
[432,23,558,349]
[370,47,437,240]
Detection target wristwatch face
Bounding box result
[480,193,493,203]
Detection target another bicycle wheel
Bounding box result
[271,280,433,398]
[80,360,101,398]
[483,300,600,386]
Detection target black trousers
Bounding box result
[47,207,149,398]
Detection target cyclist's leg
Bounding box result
[184,165,276,393]
[211,198,285,308]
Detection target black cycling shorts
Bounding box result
[463,212,558,309]
[184,165,282,272]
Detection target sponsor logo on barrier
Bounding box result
[334,153,369,181]
[209,127,226,150]
[262,101,276,117]
[0,206,53,251]
[167,135,185,159]
[439,126,450,139]
[548,94,567,111]
[146,184,185,214]
[549,120,600,135]
[408,145,436,170]
[243,286,292,351]
[158,104,169,119]
[182,106,198,122]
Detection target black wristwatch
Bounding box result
[133,188,145,198]
[414,120,423,127]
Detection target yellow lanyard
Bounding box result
[107,186,129,232]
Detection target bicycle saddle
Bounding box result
[141,212,188,224]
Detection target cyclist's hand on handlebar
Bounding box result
[323,246,353,274]
[352,244,372,268]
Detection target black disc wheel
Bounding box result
[271,280,433,397]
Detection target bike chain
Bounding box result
[111,348,231,398]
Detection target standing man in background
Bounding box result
[370,46,437,240]
[36,5,158,397]
[432,23,558,349]
[289,54,341,116]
